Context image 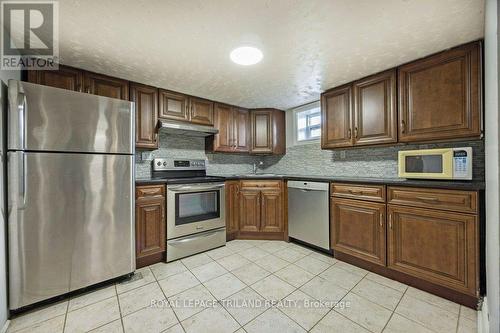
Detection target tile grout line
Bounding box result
[114,284,126,333]
[62,299,69,333]
[379,285,408,333]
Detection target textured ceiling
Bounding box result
[57,0,485,109]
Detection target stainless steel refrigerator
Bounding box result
[6,80,135,310]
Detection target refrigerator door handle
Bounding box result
[19,152,27,209]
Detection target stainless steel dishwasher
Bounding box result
[287,181,330,250]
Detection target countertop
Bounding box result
[136,174,485,190]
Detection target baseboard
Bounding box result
[478,296,489,333]
[1,320,10,333]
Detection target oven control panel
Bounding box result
[153,158,206,171]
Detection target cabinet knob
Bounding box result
[347,128,352,139]
[400,120,406,134]
[354,127,359,139]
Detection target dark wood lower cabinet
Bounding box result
[226,181,240,240]
[331,197,386,266]
[227,180,285,240]
[135,185,166,268]
[387,205,478,296]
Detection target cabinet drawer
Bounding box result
[331,183,386,202]
[240,180,282,189]
[387,187,478,214]
[136,185,165,200]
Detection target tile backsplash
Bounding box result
[263,140,485,181]
[135,133,485,181]
[135,132,262,178]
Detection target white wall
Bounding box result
[484,0,500,332]
[0,68,20,329]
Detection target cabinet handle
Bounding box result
[348,189,363,195]
[400,120,406,134]
[389,214,392,229]
[380,213,383,227]
[236,185,239,196]
[354,127,359,139]
[347,128,352,139]
[416,196,440,202]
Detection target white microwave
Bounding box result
[398,147,473,180]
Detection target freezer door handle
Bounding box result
[18,92,26,150]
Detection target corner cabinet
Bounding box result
[135,185,166,268]
[232,180,285,240]
[131,83,159,150]
[250,109,285,155]
[398,41,482,142]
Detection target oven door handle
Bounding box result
[169,228,224,244]
[168,183,225,193]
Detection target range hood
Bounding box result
[158,119,218,137]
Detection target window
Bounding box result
[296,104,321,142]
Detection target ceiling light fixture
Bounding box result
[230,46,263,66]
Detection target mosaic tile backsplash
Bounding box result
[136,132,485,181]
[135,132,262,179]
[263,140,485,181]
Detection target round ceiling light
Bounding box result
[230,46,263,66]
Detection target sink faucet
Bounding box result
[253,161,264,174]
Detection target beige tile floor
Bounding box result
[7,240,478,333]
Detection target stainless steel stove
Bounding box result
[152,158,226,262]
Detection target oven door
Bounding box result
[167,182,225,239]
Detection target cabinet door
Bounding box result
[158,90,189,122]
[387,205,477,295]
[321,85,353,148]
[271,109,286,155]
[398,41,482,142]
[189,97,214,125]
[83,72,129,100]
[260,189,283,233]
[27,65,83,91]
[234,108,250,152]
[136,198,165,261]
[353,69,397,146]
[250,110,272,153]
[239,189,261,232]
[130,83,158,149]
[225,181,240,239]
[331,198,386,266]
[212,104,234,152]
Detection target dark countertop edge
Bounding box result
[135,175,485,190]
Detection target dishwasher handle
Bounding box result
[287,181,329,192]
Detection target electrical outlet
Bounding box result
[340,151,346,159]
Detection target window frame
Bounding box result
[291,101,321,146]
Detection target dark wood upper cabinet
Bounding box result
[189,97,214,126]
[234,108,250,152]
[211,103,234,152]
[250,109,285,155]
[83,72,129,100]
[158,89,189,122]
[353,69,397,146]
[331,197,386,266]
[130,83,158,150]
[27,65,83,91]
[321,85,353,149]
[387,205,478,296]
[398,41,482,142]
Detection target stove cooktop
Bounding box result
[150,175,226,184]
